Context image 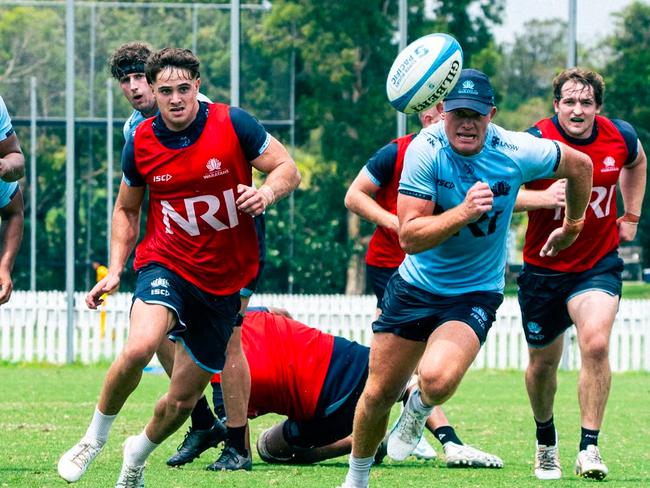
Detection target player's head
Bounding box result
[146,48,201,131]
[552,67,604,140]
[441,69,497,156]
[108,42,157,117]
[418,105,442,128]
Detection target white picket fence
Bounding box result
[1,291,649,371]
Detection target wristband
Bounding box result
[621,212,641,224]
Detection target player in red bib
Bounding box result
[344,107,502,467]
[165,308,502,469]
[515,68,647,481]
[58,48,300,486]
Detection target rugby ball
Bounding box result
[386,33,463,114]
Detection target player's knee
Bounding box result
[165,395,198,417]
[418,371,457,404]
[361,386,395,413]
[120,343,157,370]
[581,334,609,362]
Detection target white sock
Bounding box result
[409,388,434,416]
[84,406,117,444]
[124,431,159,466]
[345,454,374,487]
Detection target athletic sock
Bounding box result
[84,406,117,444]
[433,426,462,447]
[124,431,159,466]
[409,388,434,416]
[579,427,599,451]
[190,395,216,430]
[226,425,248,456]
[345,454,374,488]
[535,416,557,446]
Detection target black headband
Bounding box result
[115,62,145,78]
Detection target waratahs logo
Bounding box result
[150,277,169,288]
[491,180,511,197]
[458,79,478,96]
[527,321,542,334]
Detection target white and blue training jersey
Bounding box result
[0,96,14,142]
[398,121,560,295]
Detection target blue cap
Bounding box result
[443,69,495,116]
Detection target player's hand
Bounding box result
[0,269,13,305]
[236,184,274,216]
[86,274,121,309]
[617,216,639,243]
[543,179,566,209]
[383,214,400,233]
[462,181,493,221]
[540,219,583,257]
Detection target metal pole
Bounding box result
[567,0,577,67]
[29,77,37,291]
[397,0,407,136]
[288,37,296,294]
[192,3,198,54]
[85,2,96,289]
[230,0,240,106]
[106,79,114,262]
[65,0,76,363]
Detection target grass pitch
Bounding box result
[1,364,648,487]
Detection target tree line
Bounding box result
[1,0,648,294]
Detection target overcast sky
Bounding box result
[492,0,647,44]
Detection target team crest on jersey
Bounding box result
[491,180,511,197]
[601,155,618,173]
[204,157,229,179]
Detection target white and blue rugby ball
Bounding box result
[386,33,463,114]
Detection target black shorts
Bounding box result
[366,264,399,308]
[132,263,240,373]
[283,338,369,448]
[373,273,503,345]
[517,250,624,347]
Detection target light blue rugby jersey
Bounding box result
[0,96,13,141]
[0,96,19,206]
[122,92,212,140]
[398,121,560,295]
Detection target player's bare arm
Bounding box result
[539,142,593,257]
[617,140,646,242]
[398,181,493,254]
[345,171,399,232]
[237,135,300,216]
[514,179,567,212]
[0,133,25,182]
[0,188,24,305]
[86,182,145,309]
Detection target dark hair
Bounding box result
[145,48,200,84]
[108,41,152,80]
[553,68,605,106]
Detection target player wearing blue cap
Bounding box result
[338,69,594,488]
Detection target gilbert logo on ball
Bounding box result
[386,33,463,114]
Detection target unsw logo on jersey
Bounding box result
[161,189,240,236]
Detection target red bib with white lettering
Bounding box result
[365,134,414,268]
[523,115,630,272]
[133,103,259,295]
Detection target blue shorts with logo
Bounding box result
[373,273,504,345]
[517,249,624,348]
[132,263,240,373]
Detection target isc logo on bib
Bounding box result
[161,189,239,236]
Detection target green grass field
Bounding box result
[1,364,649,487]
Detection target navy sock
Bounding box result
[226,425,248,456]
[535,416,556,446]
[433,426,462,446]
[190,395,215,430]
[580,427,599,451]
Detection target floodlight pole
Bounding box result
[567,0,577,67]
[230,0,240,107]
[65,0,76,363]
[106,79,114,262]
[396,0,407,137]
[29,77,37,291]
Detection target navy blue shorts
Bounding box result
[132,263,240,373]
[517,250,623,348]
[366,264,398,308]
[283,338,369,448]
[373,273,503,345]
